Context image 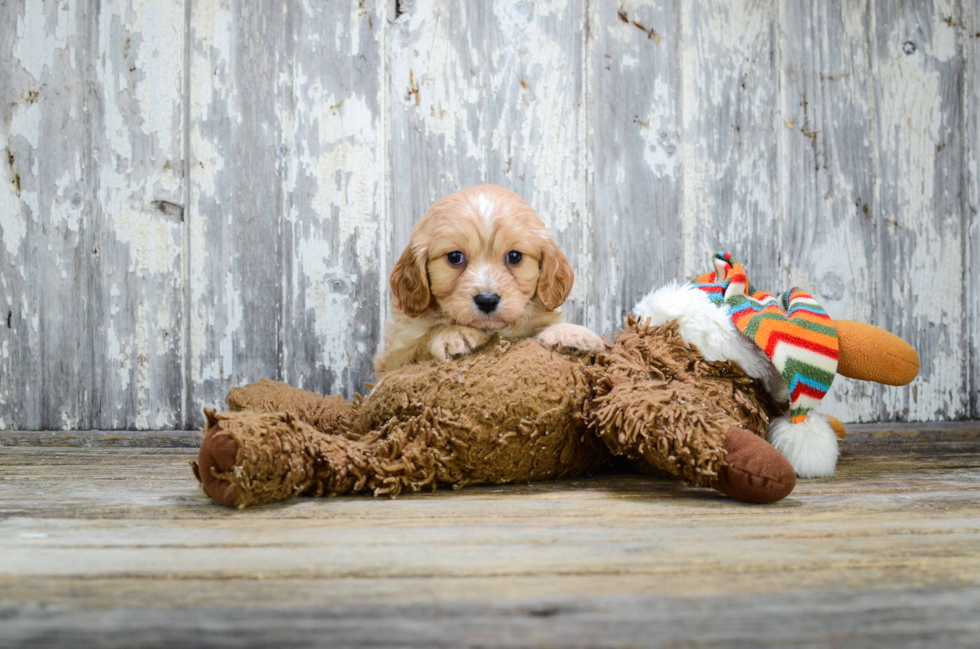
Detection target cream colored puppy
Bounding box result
[374,185,604,375]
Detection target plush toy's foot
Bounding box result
[194,421,242,508]
[710,428,796,504]
[192,409,323,509]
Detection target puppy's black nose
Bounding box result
[474,293,500,314]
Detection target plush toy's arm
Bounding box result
[834,320,920,386]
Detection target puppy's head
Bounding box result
[390,185,573,330]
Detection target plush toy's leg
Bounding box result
[194,407,470,508]
[593,382,795,504]
[194,418,241,508]
[193,409,325,508]
[709,428,797,504]
[591,319,795,503]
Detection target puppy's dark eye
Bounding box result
[446,251,465,266]
[506,250,523,264]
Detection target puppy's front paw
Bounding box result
[535,323,606,355]
[429,326,490,362]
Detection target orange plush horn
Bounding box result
[834,320,920,386]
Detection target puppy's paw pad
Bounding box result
[535,324,606,355]
[430,327,490,361]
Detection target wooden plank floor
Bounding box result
[2,424,979,648]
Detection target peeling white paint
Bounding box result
[307,93,381,263]
[112,205,181,276]
[877,16,964,419]
[391,0,486,175]
[927,0,957,63]
[3,0,976,429]
[61,411,79,432]
[680,0,777,278]
[640,78,679,179]
[9,103,41,148]
[0,137,27,257]
[188,210,215,385]
[220,267,242,381]
[490,1,585,236]
[50,169,82,233]
[96,6,134,165]
[295,238,351,366]
[133,300,151,429]
[188,0,236,394]
[130,0,185,154]
[13,1,76,82]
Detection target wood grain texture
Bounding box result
[277,0,387,401]
[187,0,285,427]
[0,0,185,431]
[679,0,780,288]
[0,430,202,447]
[591,1,683,335]
[388,0,492,252]
[1,434,980,647]
[965,1,979,421]
[777,0,881,422]
[2,588,979,649]
[188,0,388,427]
[2,1,978,429]
[872,0,966,421]
[485,0,590,325]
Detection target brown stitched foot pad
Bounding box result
[710,428,796,504]
[194,418,242,508]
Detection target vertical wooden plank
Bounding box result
[90,0,186,429]
[278,0,387,397]
[0,0,71,430]
[483,0,590,324]
[188,0,284,425]
[388,0,487,256]
[1,0,184,430]
[591,1,683,335]
[873,0,966,420]
[0,0,64,429]
[965,1,979,420]
[679,0,780,289]
[388,0,591,323]
[777,0,880,422]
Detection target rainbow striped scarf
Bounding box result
[692,252,839,422]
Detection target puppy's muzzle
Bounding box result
[473,293,500,314]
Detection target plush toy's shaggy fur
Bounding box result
[590,317,782,487]
[195,338,606,508]
[193,319,792,509]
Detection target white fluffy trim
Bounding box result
[633,282,789,401]
[767,414,839,478]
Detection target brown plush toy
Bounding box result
[191,315,875,509]
[193,259,919,509]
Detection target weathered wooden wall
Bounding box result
[1,0,976,430]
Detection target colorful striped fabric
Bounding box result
[692,252,839,422]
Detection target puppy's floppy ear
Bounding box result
[390,245,431,316]
[536,238,574,310]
